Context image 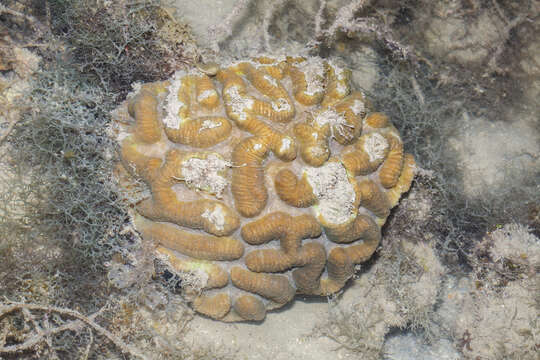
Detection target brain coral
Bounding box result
[113,55,416,322]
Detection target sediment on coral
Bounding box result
[114,55,416,322]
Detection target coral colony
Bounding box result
[114,56,415,321]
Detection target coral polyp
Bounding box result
[113,55,416,322]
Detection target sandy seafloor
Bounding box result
[154,0,539,359]
[183,281,462,360]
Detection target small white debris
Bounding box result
[253,143,263,151]
[164,71,186,129]
[180,154,230,198]
[298,57,325,96]
[305,162,356,225]
[350,99,365,116]
[225,86,254,121]
[201,205,226,231]
[363,133,389,162]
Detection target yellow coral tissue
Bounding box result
[113,55,416,322]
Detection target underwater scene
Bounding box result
[0,0,538,359]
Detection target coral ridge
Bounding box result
[114,55,415,321]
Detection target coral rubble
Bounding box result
[113,55,415,321]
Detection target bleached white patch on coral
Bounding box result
[197,89,216,103]
[314,109,346,128]
[253,143,262,151]
[310,147,328,157]
[314,109,351,140]
[199,120,221,132]
[328,61,349,95]
[201,205,226,232]
[164,71,186,129]
[350,99,365,116]
[225,86,253,121]
[272,98,291,112]
[311,131,318,140]
[298,57,325,96]
[263,74,278,87]
[363,132,389,162]
[305,162,356,225]
[336,82,348,95]
[180,154,230,198]
[280,137,292,152]
[328,61,346,80]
